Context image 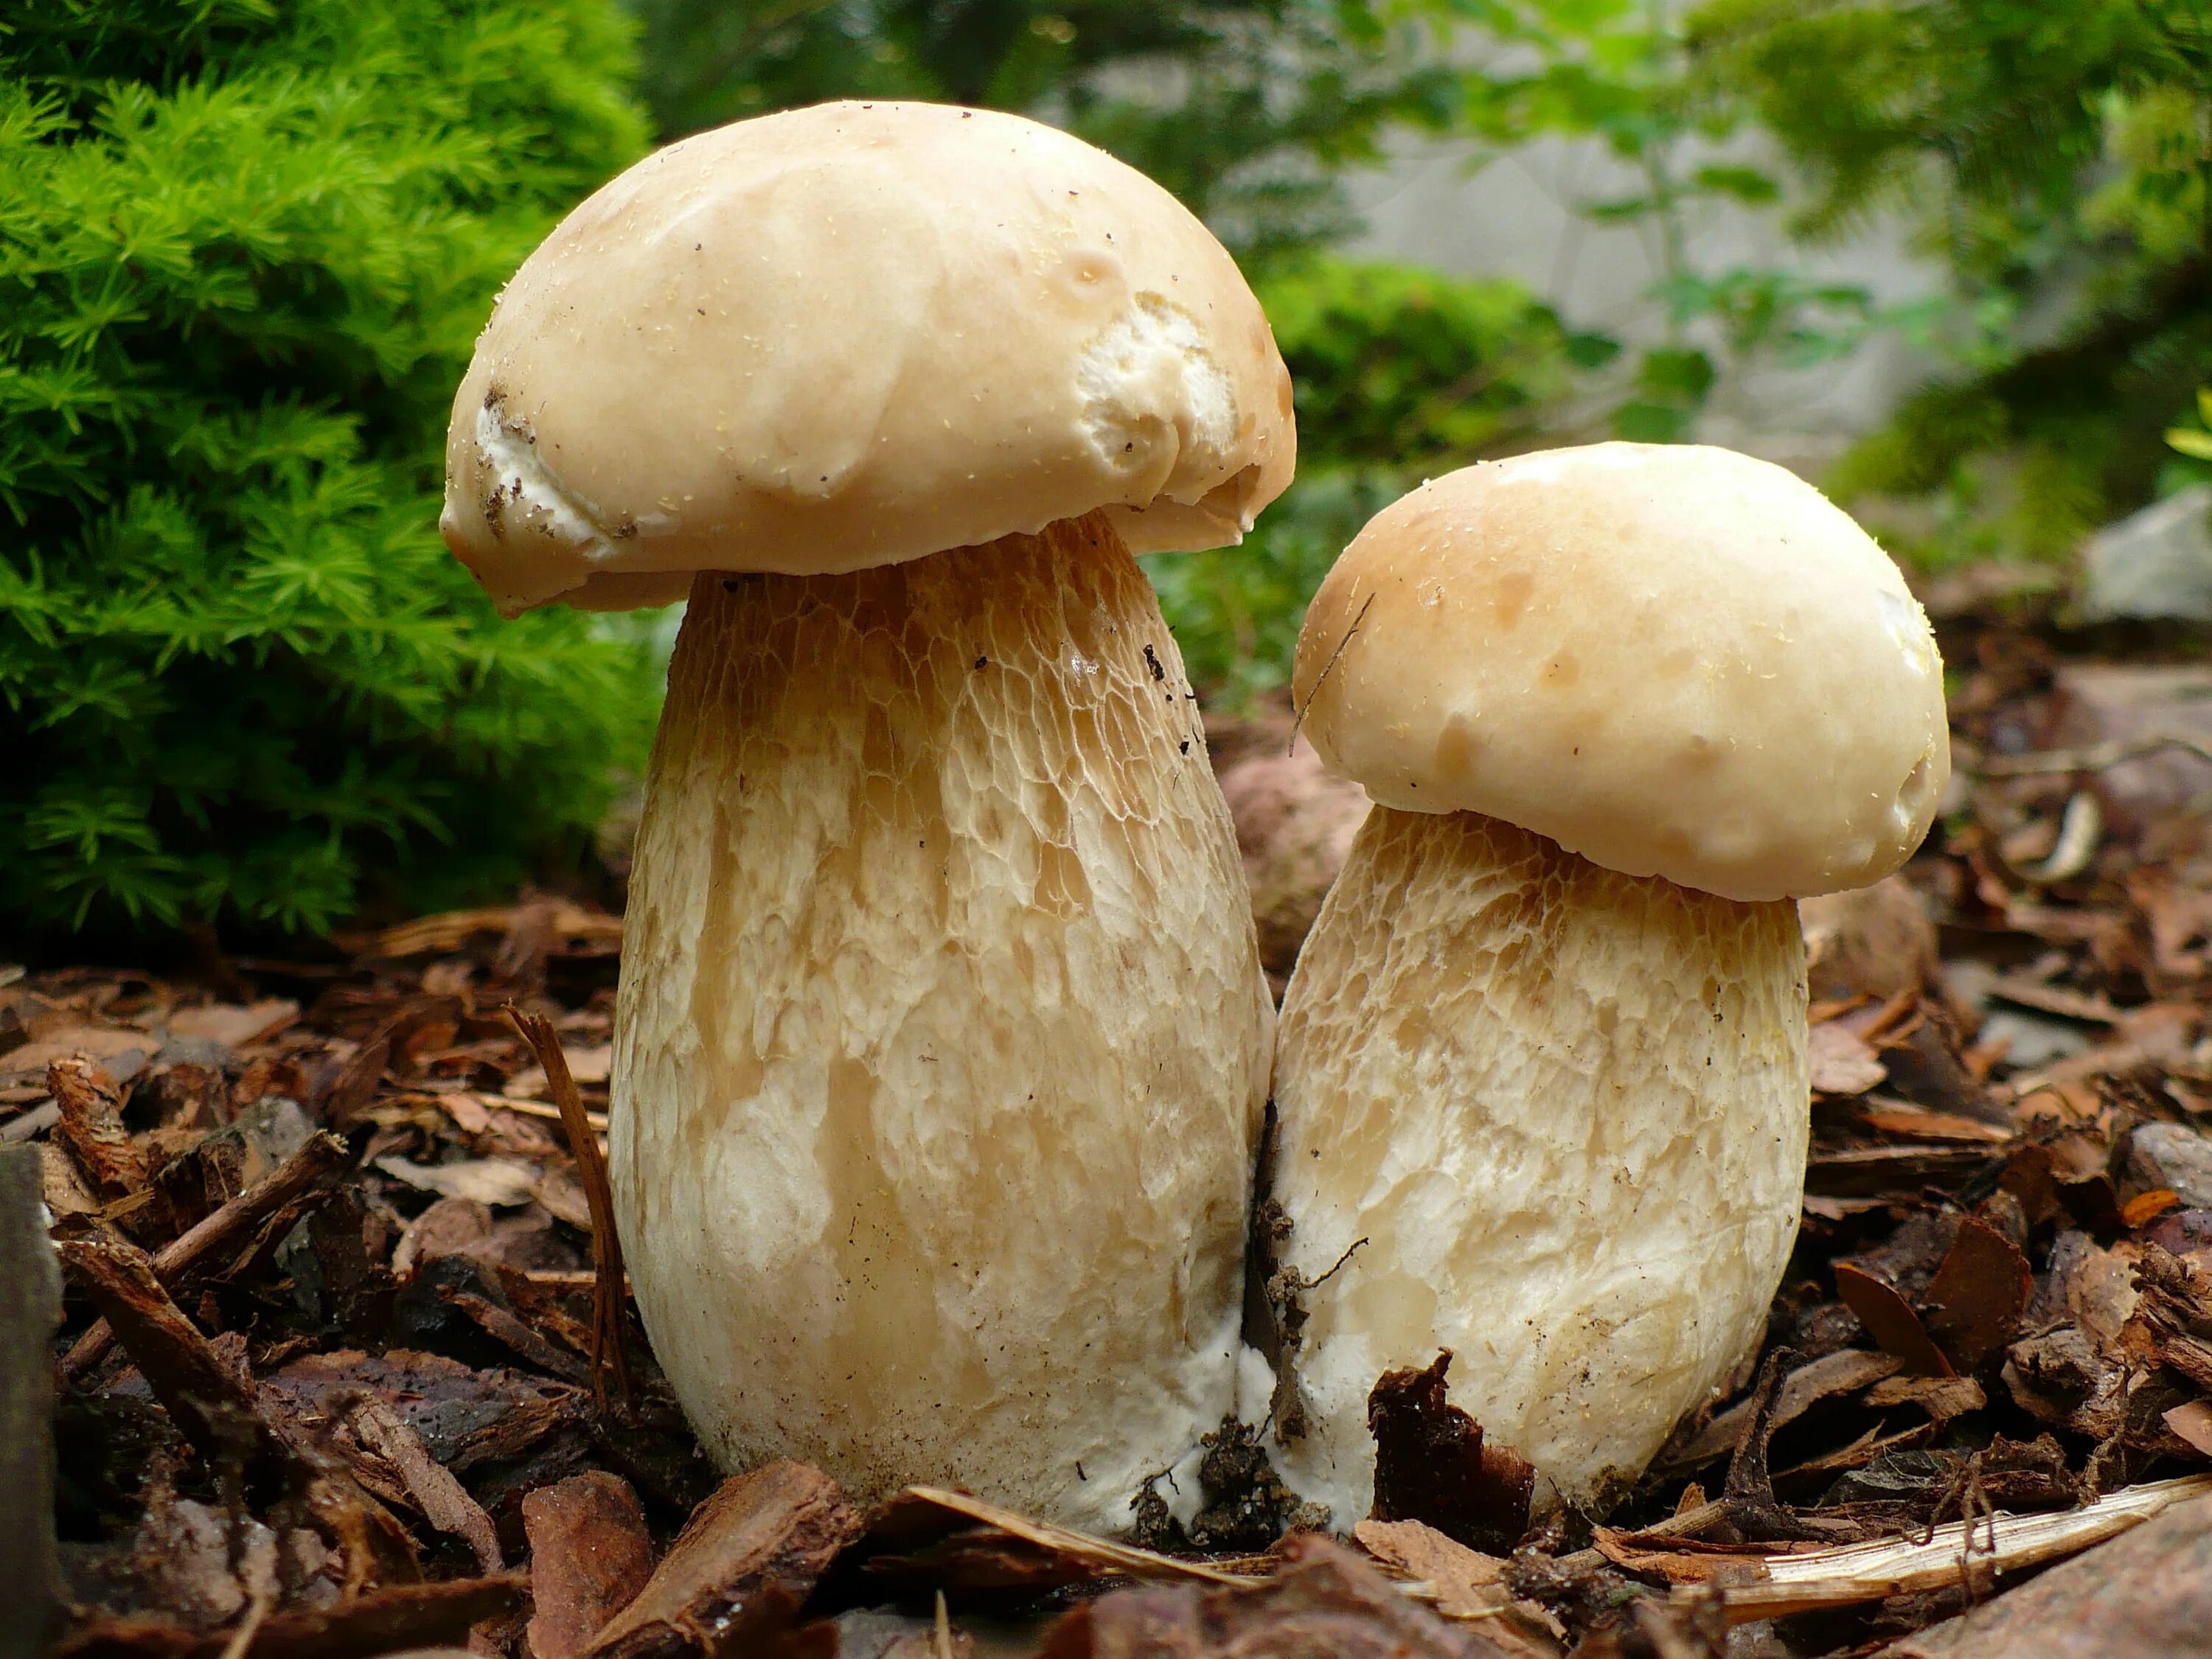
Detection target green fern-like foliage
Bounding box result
[1,0,658,943]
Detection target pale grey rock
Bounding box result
[2128,1122,2212,1209]
[2080,484,2212,622]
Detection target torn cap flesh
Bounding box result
[1290,443,1949,902]
[440,100,1295,614]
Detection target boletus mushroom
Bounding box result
[438,102,1290,1530]
[1265,443,1948,1520]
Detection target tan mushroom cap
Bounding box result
[441,100,1295,615]
[1290,444,1949,902]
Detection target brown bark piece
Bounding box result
[1366,1352,1535,1555]
[55,1574,526,1659]
[348,1396,504,1571]
[58,1233,292,1478]
[524,1472,657,1659]
[1034,1533,1522,1658]
[1660,1349,1902,1470]
[164,999,298,1050]
[50,1055,164,1233]
[1809,1023,1889,1096]
[63,1130,348,1380]
[56,1233,415,1589]
[584,1460,860,1659]
[1,1145,64,1659]
[1800,875,1939,1004]
[1880,1491,2212,1657]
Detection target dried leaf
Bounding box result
[1809,1023,1888,1096]
[164,1001,299,1050]
[1921,1214,2035,1371]
[1353,1518,1507,1618]
[1834,1262,1955,1377]
[375,1155,540,1209]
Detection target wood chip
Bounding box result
[55,1573,530,1659]
[585,1461,861,1658]
[347,1395,504,1572]
[56,1232,417,1590]
[50,1055,157,1223]
[862,1485,1255,1593]
[524,1472,658,1659]
[63,1130,348,1380]
[0,1025,149,1081]
[2163,1402,2212,1458]
[1354,1518,1509,1618]
[1674,1472,2212,1623]
[1865,1374,1989,1419]
[1035,1533,1526,1659]
[1367,1351,1534,1554]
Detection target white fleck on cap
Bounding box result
[440,101,1295,614]
[1290,443,1950,902]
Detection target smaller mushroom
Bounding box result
[1265,443,1949,1520]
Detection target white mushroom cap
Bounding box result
[1290,444,1950,902]
[441,101,1295,614]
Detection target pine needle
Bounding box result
[505,1004,633,1413]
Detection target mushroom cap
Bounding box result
[1289,444,1950,902]
[441,101,1295,614]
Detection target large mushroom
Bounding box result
[1265,444,1948,1520]
[438,102,1290,1531]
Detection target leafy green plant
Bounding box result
[1440,0,1904,444]
[2167,386,2212,491]
[1259,255,1605,463]
[1689,0,2212,561]
[1150,467,1408,704]
[1,0,659,945]
[628,0,1464,262]
[1152,255,1586,699]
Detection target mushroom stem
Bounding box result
[1267,806,1807,1521]
[611,510,1271,1531]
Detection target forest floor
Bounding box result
[9,584,2212,1659]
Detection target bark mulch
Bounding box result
[9,603,2212,1658]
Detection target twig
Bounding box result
[1972,734,2212,777]
[897,1486,1256,1585]
[216,1586,274,1659]
[1287,593,1374,756]
[1302,1235,1368,1291]
[62,1131,349,1380]
[506,1005,633,1412]
[1674,1472,2212,1624]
